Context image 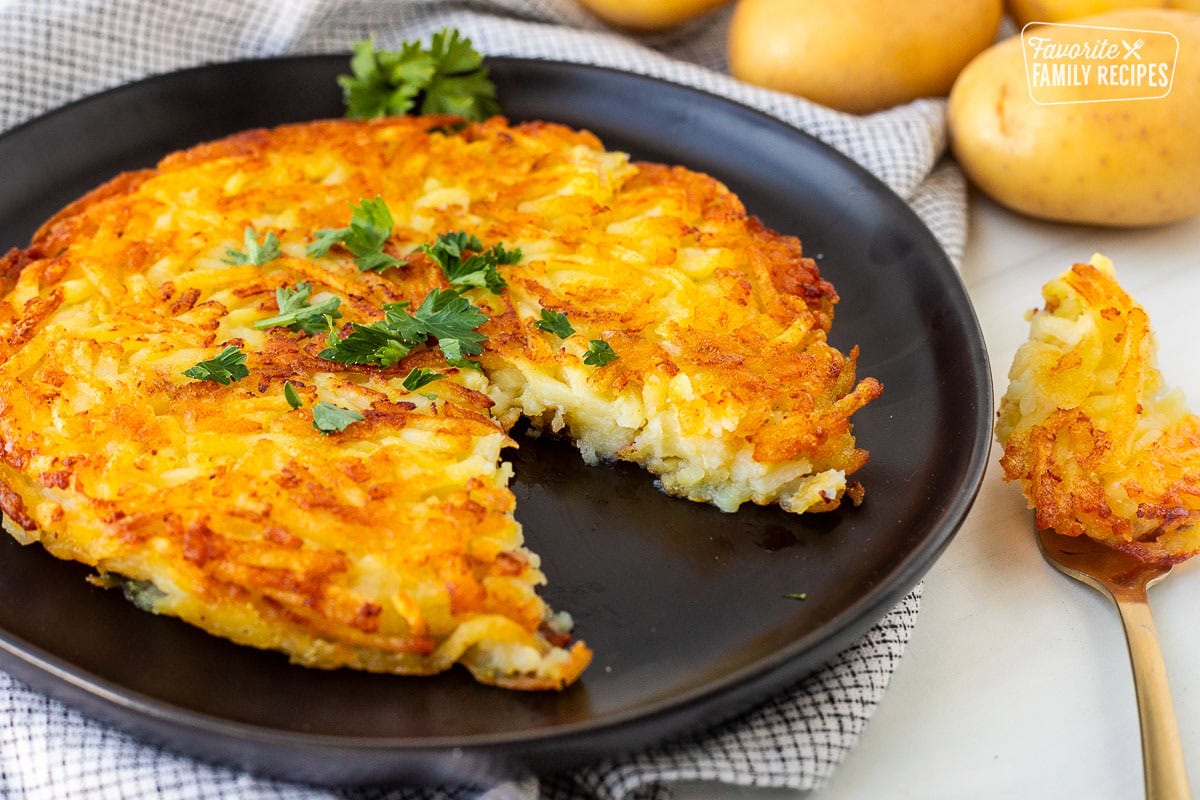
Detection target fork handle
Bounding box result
[1114,591,1193,800]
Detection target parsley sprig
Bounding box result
[419,231,521,294]
[320,288,488,370]
[308,197,404,273]
[256,282,343,334]
[183,345,250,385]
[340,31,500,121]
[223,227,281,266]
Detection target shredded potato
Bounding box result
[997,254,1200,564]
[0,116,878,687]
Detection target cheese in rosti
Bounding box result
[0,115,880,687]
[997,254,1200,565]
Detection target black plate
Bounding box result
[0,56,991,786]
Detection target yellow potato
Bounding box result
[575,0,733,31]
[1007,0,1200,27]
[948,9,1200,226]
[728,0,1003,114]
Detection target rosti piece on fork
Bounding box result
[997,254,1200,565]
[0,115,880,687]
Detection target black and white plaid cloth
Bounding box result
[0,1,964,797]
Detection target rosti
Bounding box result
[0,115,880,688]
[997,254,1200,565]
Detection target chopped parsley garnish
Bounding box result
[582,339,619,367]
[255,282,343,334]
[419,231,521,294]
[283,381,303,409]
[319,288,488,369]
[339,31,500,122]
[402,367,443,391]
[534,308,575,339]
[311,401,364,434]
[183,345,250,385]
[307,197,404,273]
[783,593,809,601]
[223,226,281,266]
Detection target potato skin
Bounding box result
[948,9,1200,226]
[1007,0,1200,26]
[728,0,1002,114]
[575,0,732,31]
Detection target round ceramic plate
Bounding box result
[0,56,992,786]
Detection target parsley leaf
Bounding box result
[223,226,281,266]
[419,231,521,294]
[307,228,347,259]
[356,250,403,273]
[583,339,619,367]
[534,308,575,339]
[340,37,431,118]
[411,288,488,361]
[422,31,499,118]
[402,367,443,391]
[312,401,365,434]
[283,381,303,409]
[446,356,483,372]
[339,31,500,122]
[255,282,343,334]
[183,345,250,385]
[430,28,483,74]
[307,197,404,273]
[378,300,426,343]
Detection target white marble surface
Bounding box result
[676,193,1200,799]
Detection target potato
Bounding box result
[574,0,733,31]
[728,0,1003,114]
[1007,0,1200,27]
[948,9,1200,226]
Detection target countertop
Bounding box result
[677,192,1200,799]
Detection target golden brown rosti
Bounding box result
[0,115,880,687]
[997,255,1200,564]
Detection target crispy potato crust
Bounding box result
[997,255,1200,564]
[0,115,878,687]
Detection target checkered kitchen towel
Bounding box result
[0,1,964,798]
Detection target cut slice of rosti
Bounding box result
[479,155,881,514]
[0,256,589,692]
[0,114,879,687]
[997,254,1200,564]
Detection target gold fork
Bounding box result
[1037,527,1193,800]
